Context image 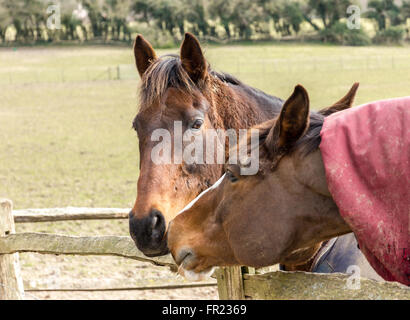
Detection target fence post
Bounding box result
[215,266,244,300]
[117,65,120,80]
[0,199,24,300]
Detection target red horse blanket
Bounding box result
[320,97,409,286]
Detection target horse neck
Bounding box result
[279,150,352,271]
[293,150,351,245]
[206,77,283,131]
[295,150,333,198]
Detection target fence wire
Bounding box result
[2,55,410,85]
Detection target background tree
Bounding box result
[366,0,403,30]
[60,1,83,41]
[208,0,234,38]
[104,0,133,41]
[0,0,408,45]
[303,0,352,30]
[402,0,410,20]
[83,0,106,39]
[229,0,264,39]
[0,0,12,42]
[264,0,304,36]
[184,0,209,37]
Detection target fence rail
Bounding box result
[13,207,129,223]
[0,232,174,267]
[24,282,217,292]
[242,270,410,300]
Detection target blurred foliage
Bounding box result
[0,0,409,46]
[320,21,372,45]
[373,25,405,43]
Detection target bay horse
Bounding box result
[128,33,358,259]
[129,32,282,257]
[167,85,409,286]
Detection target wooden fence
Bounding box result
[1,199,409,300]
[0,199,217,299]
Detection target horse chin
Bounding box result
[143,247,170,257]
[178,265,216,282]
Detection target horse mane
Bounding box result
[138,54,243,114]
[245,111,325,162]
[294,112,325,156]
[135,53,283,133]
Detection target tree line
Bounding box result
[0,0,409,46]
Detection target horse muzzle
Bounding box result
[129,209,169,257]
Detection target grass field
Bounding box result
[2,43,410,210]
[1,42,410,299]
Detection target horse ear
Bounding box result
[318,82,359,116]
[134,34,157,77]
[180,33,208,83]
[266,85,310,155]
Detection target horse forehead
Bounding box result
[134,100,182,130]
[164,87,207,110]
[165,87,194,104]
[138,88,204,119]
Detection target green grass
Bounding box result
[1,43,410,210]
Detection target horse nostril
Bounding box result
[151,215,158,229]
[149,210,166,243]
[150,210,164,231]
[176,248,194,266]
[151,213,161,231]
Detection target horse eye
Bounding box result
[191,119,203,130]
[226,170,239,183]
